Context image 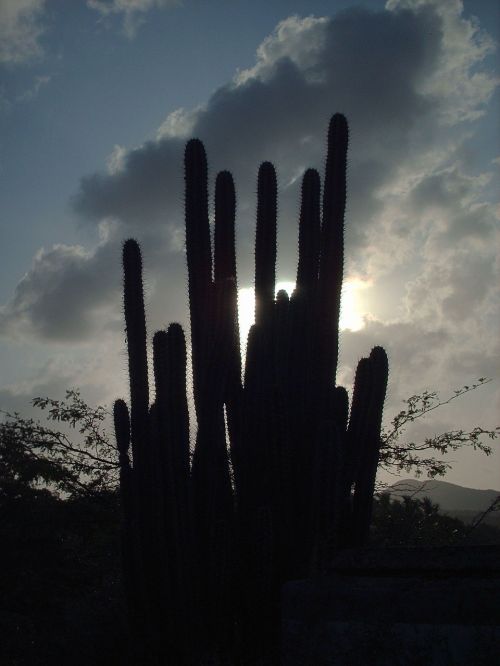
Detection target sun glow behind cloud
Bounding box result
[238,278,369,354]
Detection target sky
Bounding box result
[0,0,499,490]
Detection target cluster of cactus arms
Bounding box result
[114,113,389,663]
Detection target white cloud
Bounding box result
[87,0,181,37]
[0,0,46,65]
[106,145,127,175]
[392,0,499,125]
[235,15,329,85]
[156,106,200,140]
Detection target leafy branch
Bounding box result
[379,378,499,479]
[1,389,118,498]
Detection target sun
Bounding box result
[238,279,368,354]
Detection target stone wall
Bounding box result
[282,546,500,665]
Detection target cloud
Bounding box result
[234,14,330,85]
[395,159,500,336]
[0,344,127,417]
[338,318,450,390]
[0,358,96,416]
[74,137,185,229]
[106,144,127,175]
[87,0,181,37]
[4,0,500,415]
[73,0,498,283]
[0,213,189,351]
[388,0,498,124]
[0,0,46,65]
[156,106,200,140]
[0,226,122,343]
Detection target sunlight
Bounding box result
[238,278,369,355]
[276,280,296,299]
[339,278,370,331]
[237,287,256,355]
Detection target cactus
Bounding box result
[114,399,139,611]
[115,113,389,662]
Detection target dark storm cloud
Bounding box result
[75,1,440,283]
[73,138,185,229]
[72,2,444,285]
[0,223,189,343]
[0,237,121,342]
[72,0,496,288]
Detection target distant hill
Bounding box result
[388,479,500,527]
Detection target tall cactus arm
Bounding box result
[296,168,321,295]
[114,397,131,463]
[254,161,277,328]
[122,239,149,480]
[318,113,349,388]
[214,170,243,479]
[214,170,237,283]
[165,323,191,482]
[351,346,389,546]
[333,385,349,433]
[114,398,134,523]
[185,138,213,416]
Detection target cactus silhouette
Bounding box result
[115,113,389,663]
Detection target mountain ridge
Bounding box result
[388,478,499,515]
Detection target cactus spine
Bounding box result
[116,113,389,663]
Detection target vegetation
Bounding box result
[371,493,500,547]
[0,385,498,664]
[380,378,499,481]
[1,389,118,500]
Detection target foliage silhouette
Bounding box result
[371,493,500,547]
[379,378,499,480]
[0,392,498,663]
[1,389,118,499]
